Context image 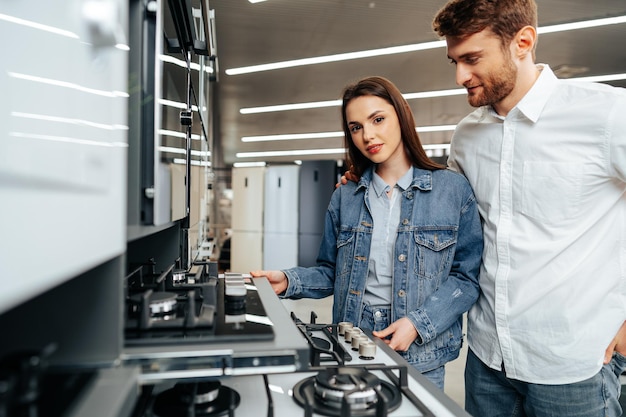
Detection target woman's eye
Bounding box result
[350,125,361,133]
[374,117,384,124]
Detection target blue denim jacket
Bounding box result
[283,166,483,372]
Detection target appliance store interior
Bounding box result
[1,0,625,416]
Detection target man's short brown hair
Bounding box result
[433,0,538,47]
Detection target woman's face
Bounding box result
[345,95,405,166]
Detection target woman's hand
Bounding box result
[250,270,288,295]
[372,317,419,352]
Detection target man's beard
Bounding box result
[466,55,517,108]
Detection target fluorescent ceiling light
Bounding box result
[249,0,268,3]
[241,99,341,114]
[237,148,345,158]
[242,132,342,142]
[226,41,444,75]
[569,73,626,83]
[236,143,449,159]
[226,15,626,76]
[241,125,456,143]
[537,15,626,34]
[233,162,267,167]
[241,71,626,115]
[240,88,466,114]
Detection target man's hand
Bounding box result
[250,270,288,295]
[334,169,360,188]
[604,320,626,363]
[372,317,419,352]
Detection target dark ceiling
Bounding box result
[207,0,626,166]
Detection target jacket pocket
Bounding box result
[413,227,457,280]
[336,229,355,278]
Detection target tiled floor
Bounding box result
[280,297,467,409]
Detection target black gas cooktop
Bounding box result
[124,264,274,346]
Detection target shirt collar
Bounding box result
[515,64,557,123]
[371,166,413,197]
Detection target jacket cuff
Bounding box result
[408,309,436,345]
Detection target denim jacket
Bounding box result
[283,166,483,372]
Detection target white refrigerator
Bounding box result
[263,165,300,270]
[231,167,266,272]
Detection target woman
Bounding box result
[251,76,483,389]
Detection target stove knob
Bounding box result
[359,340,377,359]
[351,334,369,351]
[337,321,353,336]
[344,327,361,343]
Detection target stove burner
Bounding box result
[152,381,240,417]
[292,368,402,416]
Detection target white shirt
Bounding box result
[449,64,626,384]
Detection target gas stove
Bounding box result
[0,271,468,417]
[122,271,310,383]
[128,310,470,417]
[124,263,274,346]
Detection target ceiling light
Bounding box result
[242,132,343,142]
[248,0,268,3]
[240,99,341,114]
[236,143,450,160]
[240,88,467,114]
[226,15,626,76]
[537,15,626,34]
[236,148,345,158]
[570,73,626,83]
[226,41,444,75]
[241,125,456,143]
[233,162,267,167]
[240,71,626,116]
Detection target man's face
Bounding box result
[446,29,517,108]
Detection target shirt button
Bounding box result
[374,311,382,318]
[398,290,406,297]
[402,219,409,225]
[398,254,406,262]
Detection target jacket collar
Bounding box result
[356,166,433,192]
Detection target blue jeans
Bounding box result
[360,304,446,390]
[465,348,626,417]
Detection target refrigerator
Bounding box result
[263,165,300,270]
[298,161,337,266]
[231,166,265,272]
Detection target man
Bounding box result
[431,0,626,415]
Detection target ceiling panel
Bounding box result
[208,0,626,165]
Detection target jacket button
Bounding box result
[398,254,406,262]
[398,290,406,297]
[402,219,409,225]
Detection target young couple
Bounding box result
[254,1,626,415]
